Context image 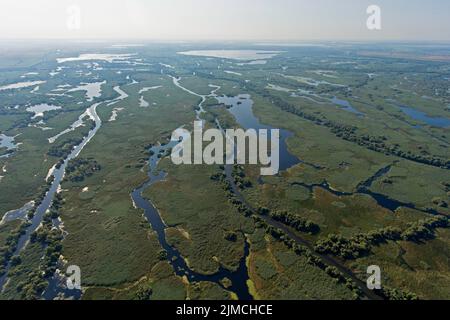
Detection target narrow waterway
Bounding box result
[126,77,253,299]
[131,141,252,300]
[291,162,438,215]
[0,82,129,292]
[223,164,383,300]
[0,101,104,291]
[170,76,220,120]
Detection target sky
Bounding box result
[0,0,449,41]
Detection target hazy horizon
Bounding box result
[0,0,449,42]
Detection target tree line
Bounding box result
[254,216,363,300]
[231,165,252,190]
[65,158,101,183]
[315,216,449,259]
[0,222,30,277]
[257,207,320,235]
[16,195,64,299]
[209,164,420,300]
[48,137,84,159]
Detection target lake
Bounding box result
[178,50,281,60]
[0,81,46,91]
[26,104,61,118]
[216,94,300,172]
[399,105,450,128]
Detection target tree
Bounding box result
[157,250,168,261]
[135,284,153,300]
[10,255,22,266]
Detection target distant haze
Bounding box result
[0,0,449,41]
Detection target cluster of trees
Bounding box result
[377,286,418,300]
[206,159,417,300]
[142,143,155,157]
[246,83,449,169]
[134,283,153,300]
[125,143,155,169]
[315,216,449,259]
[26,176,56,221]
[443,182,450,192]
[65,158,101,182]
[269,210,320,235]
[432,197,448,209]
[314,233,372,259]
[48,137,84,159]
[401,216,448,241]
[14,269,49,300]
[3,193,66,299]
[227,194,253,217]
[0,170,58,277]
[30,207,63,270]
[157,250,168,261]
[212,170,254,217]
[213,167,319,235]
[256,207,320,235]
[210,172,226,182]
[213,166,320,239]
[16,203,65,299]
[154,144,172,159]
[232,165,252,190]
[254,217,362,299]
[264,218,418,300]
[0,222,30,276]
[207,159,418,299]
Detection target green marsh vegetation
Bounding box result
[1,43,449,299]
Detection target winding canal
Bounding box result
[131,140,252,300]
[129,77,253,299]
